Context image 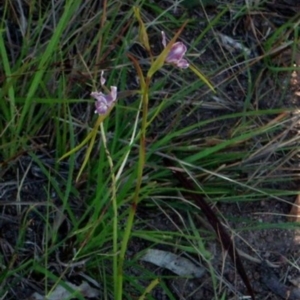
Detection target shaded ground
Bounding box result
[1,0,300,299]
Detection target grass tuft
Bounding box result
[1,0,300,299]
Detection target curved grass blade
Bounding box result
[164,157,255,300]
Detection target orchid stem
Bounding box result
[116,79,150,300]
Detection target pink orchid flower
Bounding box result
[91,71,117,115]
[91,86,117,115]
[161,31,189,69]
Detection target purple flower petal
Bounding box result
[165,42,187,64]
[95,99,109,114]
[100,71,106,86]
[161,31,167,48]
[175,58,189,69]
[107,86,117,104]
[161,32,189,69]
[91,86,117,115]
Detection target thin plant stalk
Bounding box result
[116,78,149,300]
[99,122,118,299]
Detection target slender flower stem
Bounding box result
[99,123,118,300]
[116,80,150,300]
